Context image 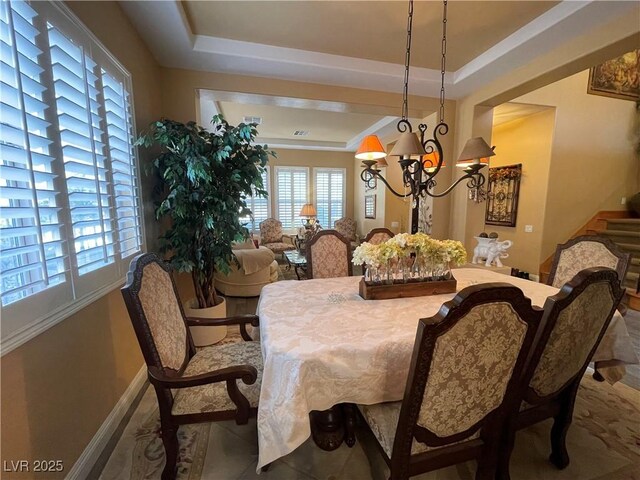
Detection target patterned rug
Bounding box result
[99,362,640,480]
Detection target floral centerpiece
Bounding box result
[353,233,467,285]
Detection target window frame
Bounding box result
[313,167,346,229]
[1,0,145,356]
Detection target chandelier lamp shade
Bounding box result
[357,0,495,206]
[355,135,387,161]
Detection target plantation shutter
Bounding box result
[314,168,345,229]
[1,0,144,352]
[275,166,308,231]
[0,0,70,309]
[240,168,269,233]
[102,70,141,259]
[48,25,116,278]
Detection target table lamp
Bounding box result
[299,204,317,229]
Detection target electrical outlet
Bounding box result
[391,221,399,228]
[525,225,533,233]
[621,197,627,205]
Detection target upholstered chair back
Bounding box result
[548,235,630,289]
[527,267,624,402]
[334,217,357,242]
[122,253,192,373]
[260,218,284,244]
[306,229,353,279]
[364,228,395,245]
[393,284,541,458]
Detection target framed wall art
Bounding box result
[485,164,522,227]
[587,49,639,101]
[365,194,376,219]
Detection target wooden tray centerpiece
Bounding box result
[359,275,457,300]
[352,233,466,301]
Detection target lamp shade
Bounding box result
[355,135,387,160]
[422,151,443,172]
[456,137,495,167]
[299,203,317,217]
[389,132,426,157]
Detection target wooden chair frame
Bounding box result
[305,229,353,279]
[360,283,545,480]
[121,253,261,480]
[363,227,395,244]
[498,267,625,479]
[547,235,631,288]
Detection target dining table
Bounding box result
[254,268,639,471]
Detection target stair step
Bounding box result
[601,229,640,239]
[618,243,640,253]
[605,218,640,232]
[626,288,640,311]
[624,271,639,289]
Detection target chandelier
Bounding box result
[356,0,496,213]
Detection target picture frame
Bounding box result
[365,194,376,219]
[587,49,640,101]
[485,164,522,227]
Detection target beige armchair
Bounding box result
[259,218,295,256]
[334,217,358,248]
[214,242,279,297]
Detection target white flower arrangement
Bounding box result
[353,233,467,282]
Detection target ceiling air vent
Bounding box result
[293,130,309,137]
[242,116,262,125]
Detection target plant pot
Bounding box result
[183,297,228,347]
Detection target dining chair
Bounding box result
[121,253,263,480]
[357,283,543,480]
[306,229,353,279]
[547,235,630,289]
[364,227,395,245]
[498,267,625,480]
[259,218,295,257]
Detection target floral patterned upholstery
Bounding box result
[138,262,187,371]
[260,218,284,244]
[308,232,350,278]
[529,282,615,398]
[172,341,263,415]
[418,302,527,437]
[368,231,393,245]
[260,218,295,254]
[334,217,357,242]
[358,401,480,457]
[550,241,621,288]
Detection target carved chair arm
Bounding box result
[186,314,259,341]
[148,364,258,389]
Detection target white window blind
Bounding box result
[275,166,308,231]
[0,0,143,351]
[314,168,345,229]
[240,168,269,233]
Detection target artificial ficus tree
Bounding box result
[137,115,275,308]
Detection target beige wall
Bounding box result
[512,70,639,262]
[268,149,355,227]
[1,1,162,473]
[489,109,555,273]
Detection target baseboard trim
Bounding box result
[66,366,147,480]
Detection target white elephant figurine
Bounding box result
[472,237,513,267]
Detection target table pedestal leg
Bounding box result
[309,404,357,451]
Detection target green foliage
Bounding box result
[136,115,275,308]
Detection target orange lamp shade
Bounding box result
[422,151,444,172]
[355,135,387,161]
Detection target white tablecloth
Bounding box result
[255,268,638,470]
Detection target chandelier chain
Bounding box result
[439,0,448,123]
[401,0,414,121]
